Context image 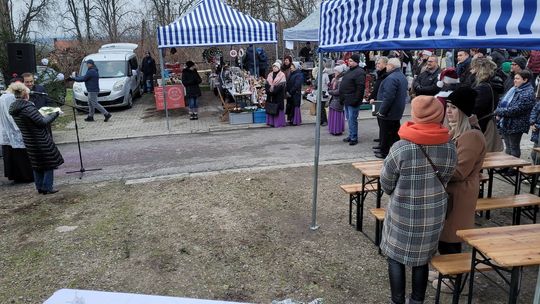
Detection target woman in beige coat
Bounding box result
[431,86,487,291]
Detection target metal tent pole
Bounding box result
[158,48,170,131]
[310,52,324,231]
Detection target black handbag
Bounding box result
[265,102,279,115]
[417,144,454,219]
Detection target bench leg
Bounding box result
[375,219,382,246]
[355,192,363,231]
[452,274,463,304]
[349,194,353,225]
[508,267,522,304]
[435,273,443,304]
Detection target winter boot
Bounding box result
[189,112,195,120]
[193,113,198,120]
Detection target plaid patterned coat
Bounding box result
[380,139,457,266]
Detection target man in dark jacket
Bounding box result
[375,57,408,158]
[456,49,472,88]
[141,51,157,93]
[503,56,527,93]
[412,55,441,96]
[369,56,388,146]
[339,54,366,145]
[22,73,49,109]
[286,62,304,125]
[67,59,111,122]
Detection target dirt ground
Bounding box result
[0,164,537,303]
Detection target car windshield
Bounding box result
[81,61,126,78]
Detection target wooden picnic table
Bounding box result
[457,224,540,304]
[350,160,383,232]
[482,152,531,197]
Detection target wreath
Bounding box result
[202,47,223,63]
[229,49,238,57]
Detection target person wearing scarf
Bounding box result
[265,62,287,127]
[380,95,457,304]
[494,69,536,163]
[285,62,304,126]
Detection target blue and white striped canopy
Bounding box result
[157,0,277,48]
[319,0,540,52]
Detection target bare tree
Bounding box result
[146,0,190,26]
[62,0,94,43]
[94,0,135,42]
[10,0,53,41]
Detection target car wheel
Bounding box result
[126,92,133,109]
[136,82,144,98]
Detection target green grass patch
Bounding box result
[52,89,75,130]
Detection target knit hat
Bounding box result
[436,68,459,88]
[292,61,301,70]
[85,59,95,65]
[186,61,195,68]
[446,87,478,117]
[272,61,281,69]
[333,65,345,74]
[501,61,512,73]
[350,54,361,63]
[411,95,444,124]
[422,49,433,57]
[512,56,527,70]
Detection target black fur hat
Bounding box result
[446,87,478,117]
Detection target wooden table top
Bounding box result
[457,224,540,267]
[352,160,383,178]
[482,153,530,169]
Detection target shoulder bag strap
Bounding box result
[417,144,447,191]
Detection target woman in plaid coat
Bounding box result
[380,96,457,304]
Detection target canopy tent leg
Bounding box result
[311,52,324,231]
[275,43,278,63]
[158,48,170,131]
[253,45,257,77]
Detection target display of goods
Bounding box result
[202,47,223,63]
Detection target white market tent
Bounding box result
[309,0,540,229]
[283,6,320,42]
[156,0,277,130]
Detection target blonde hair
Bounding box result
[471,58,497,85]
[444,105,472,140]
[7,82,30,99]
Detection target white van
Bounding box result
[73,43,143,109]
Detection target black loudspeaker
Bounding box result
[7,43,36,76]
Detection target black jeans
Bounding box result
[379,119,401,156]
[438,241,462,255]
[319,100,327,124]
[388,258,429,304]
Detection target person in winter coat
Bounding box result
[182,61,202,120]
[286,62,304,126]
[9,82,64,194]
[527,50,540,81]
[456,50,472,88]
[490,49,509,67]
[327,65,345,135]
[495,69,536,162]
[265,62,287,128]
[375,58,408,158]
[369,56,389,146]
[22,72,49,109]
[412,56,441,96]
[380,95,457,304]
[0,83,34,183]
[503,56,527,93]
[281,55,293,80]
[470,58,498,133]
[530,100,540,164]
[339,54,366,145]
[431,87,486,292]
[67,59,111,122]
[141,51,157,93]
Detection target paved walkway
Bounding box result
[52,91,407,144]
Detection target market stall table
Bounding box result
[456,224,540,304]
[482,152,531,197]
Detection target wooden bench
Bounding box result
[340,183,377,231]
[431,253,492,304]
[476,193,540,225]
[370,208,385,254]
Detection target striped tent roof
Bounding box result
[157,0,277,48]
[319,0,540,52]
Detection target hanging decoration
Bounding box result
[202,47,223,63]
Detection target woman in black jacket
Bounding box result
[286,62,305,125]
[470,58,498,133]
[182,61,202,120]
[9,82,63,194]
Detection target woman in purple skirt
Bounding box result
[286,62,305,126]
[328,65,345,135]
[265,62,287,128]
